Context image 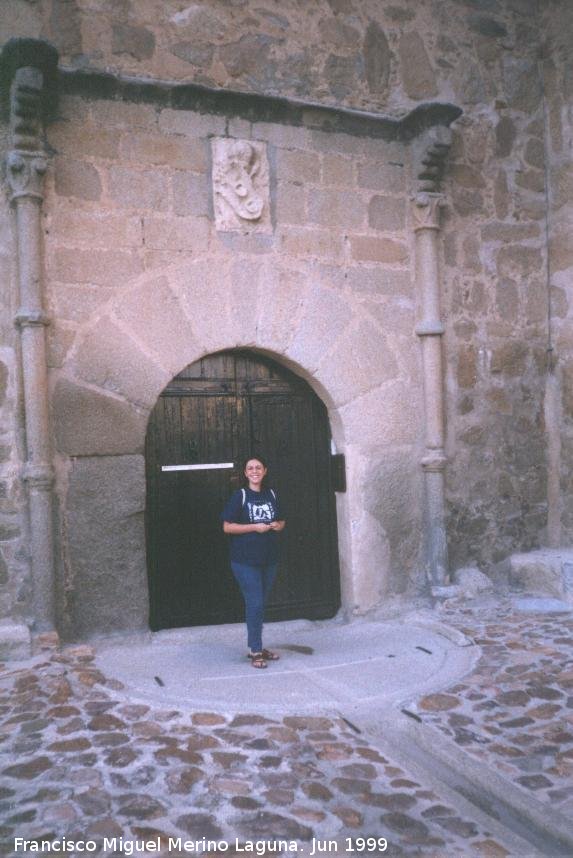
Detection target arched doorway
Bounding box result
[145,350,340,631]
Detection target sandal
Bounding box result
[248,652,267,669]
[261,648,280,661]
[248,649,279,662]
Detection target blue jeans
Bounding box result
[231,561,278,653]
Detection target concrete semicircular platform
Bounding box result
[93,615,479,715]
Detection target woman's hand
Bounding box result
[268,520,286,531]
[253,523,273,533]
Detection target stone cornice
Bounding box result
[55,65,461,142]
[0,39,462,141]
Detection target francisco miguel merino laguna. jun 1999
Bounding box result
[13,836,389,854]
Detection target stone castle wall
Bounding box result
[0,0,567,637]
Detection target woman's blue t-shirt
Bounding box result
[221,487,281,566]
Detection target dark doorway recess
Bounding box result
[145,350,341,631]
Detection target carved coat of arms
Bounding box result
[211,138,271,232]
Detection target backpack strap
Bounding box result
[242,487,276,506]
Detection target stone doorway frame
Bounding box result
[53,256,420,639]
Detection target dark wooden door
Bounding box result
[145,350,340,631]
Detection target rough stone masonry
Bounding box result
[0,0,571,646]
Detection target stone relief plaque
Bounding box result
[211,138,271,232]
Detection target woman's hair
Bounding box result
[241,455,269,488]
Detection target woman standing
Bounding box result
[222,457,285,669]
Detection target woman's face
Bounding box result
[244,459,267,487]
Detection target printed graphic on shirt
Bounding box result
[247,501,274,523]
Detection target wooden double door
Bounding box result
[145,350,340,631]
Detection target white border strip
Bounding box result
[162,462,234,472]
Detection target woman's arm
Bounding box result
[223,521,272,534]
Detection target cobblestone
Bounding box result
[1,598,572,855]
[410,596,573,818]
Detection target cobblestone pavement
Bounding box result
[411,596,573,817]
[0,595,572,858]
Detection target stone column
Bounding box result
[2,39,59,630]
[411,127,452,588]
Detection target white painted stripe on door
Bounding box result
[161,462,234,472]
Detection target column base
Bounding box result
[0,620,31,660]
[431,584,462,601]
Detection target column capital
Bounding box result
[411,192,446,231]
[7,150,48,203]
